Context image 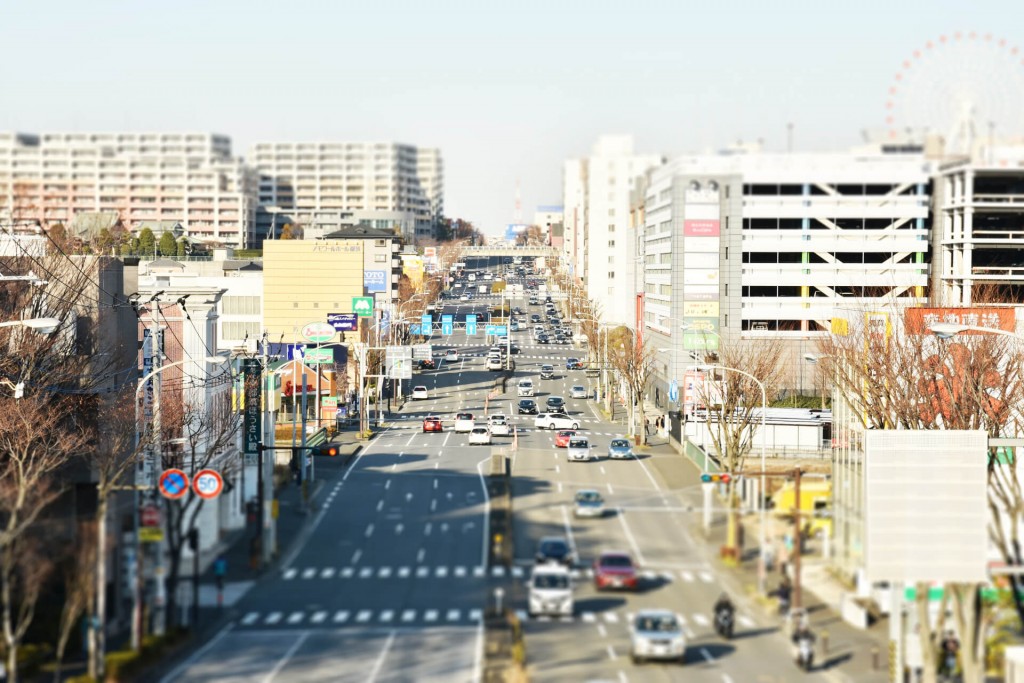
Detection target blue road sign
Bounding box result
[442,314,453,323]
[485,325,496,335]
[669,379,679,402]
[410,324,422,335]
[466,314,477,336]
[494,325,507,335]
[327,312,358,331]
[442,322,453,335]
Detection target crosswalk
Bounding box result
[235,606,755,631]
[281,564,717,584]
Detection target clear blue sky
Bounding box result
[1,0,1017,236]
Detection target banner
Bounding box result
[242,358,262,463]
[904,307,1015,335]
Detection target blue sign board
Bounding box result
[466,314,477,336]
[327,312,358,331]
[286,344,307,361]
[668,379,679,403]
[494,325,507,335]
[485,325,496,336]
[442,314,453,323]
[410,324,422,335]
[380,311,391,335]
[421,314,432,333]
[364,270,387,292]
[442,322,453,335]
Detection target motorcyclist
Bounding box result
[714,592,735,618]
[777,576,793,615]
[941,631,959,676]
[792,622,816,669]
[713,593,735,636]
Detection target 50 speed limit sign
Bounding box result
[192,469,224,499]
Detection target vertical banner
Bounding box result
[242,358,262,465]
[140,329,156,487]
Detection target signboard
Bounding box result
[321,396,338,408]
[442,322,453,335]
[241,358,262,462]
[364,270,387,292]
[412,344,433,361]
[466,314,477,336]
[864,430,988,583]
[421,314,432,335]
[683,269,720,285]
[485,324,497,336]
[904,307,1015,335]
[668,380,679,403]
[158,469,190,500]
[410,324,422,335]
[493,325,507,336]
[327,313,357,331]
[352,297,374,317]
[192,469,224,500]
[139,527,164,543]
[442,314,453,323]
[301,321,335,343]
[682,331,719,351]
[386,346,413,380]
[683,219,720,237]
[424,247,437,259]
[683,301,720,318]
[141,504,161,527]
[303,348,334,366]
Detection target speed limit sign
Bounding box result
[192,469,224,499]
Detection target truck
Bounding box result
[770,480,832,537]
[478,284,488,295]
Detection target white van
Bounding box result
[528,564,573,617]
[517,379,535,397]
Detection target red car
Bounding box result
[422,416,443,433]
[593,552,639,591]
[554,430,576,448]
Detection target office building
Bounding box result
[249,141,443,242]
[0,131,258,248]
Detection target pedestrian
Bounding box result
[644,417,651,436]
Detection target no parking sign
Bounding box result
[192,469,224,500]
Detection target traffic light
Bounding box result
[314,444,338,457]
[700,473,732,484]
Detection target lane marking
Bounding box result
[417,548,426,563]
[597,623,607,637]
[351,549,362,564]
[700,647,714,662]
[365,523,375,538]
[560,504,578,560]
[366,631,397,683]
[606,645,617,660]
[260,631,309,683]
[385,479,391,490]
[616,508,646,566]
[158,622,233,683]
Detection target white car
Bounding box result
[574,489,605,518]
[535,413,580,431]
[468,426,491,445]
[454,412,474,433]
[459,294,469,301]
[517,380,534,397]
[486,356,503,371]
[489,419,511,436]
[488,413,509,425]
[445,349,459,361]
[528,564,573,617]
[631,610,686,664]
[566,438,594,462]
[570,385,588,399]
[411,386,429,400]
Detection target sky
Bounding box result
[1,0,1021,236]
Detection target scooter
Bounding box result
[794,635,814,671]
[714,608,734,639]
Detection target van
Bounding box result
[771,481,832,537]
[528,564,573,617]
[518,379,535,397]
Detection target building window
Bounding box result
[221,295,261,315]
[608,208,615,217]
[608,272,615,279]
[222,321,260,339]
[374,254,387,262]
[608,240,615,247]
[608,224,615,232]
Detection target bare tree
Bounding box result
[54,523,96,683]
[0,532,55,683]
[823,311,1024,683]
[607,327,657,439]
[692,338,786,558]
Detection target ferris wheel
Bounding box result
[884,31,1024,154]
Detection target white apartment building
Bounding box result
[639,149,932,411]
[0,132,258,248]
[563,136,663,324]
[532,205,563,245]
[249,141,443,243]
[561,159,587,277]
[931,146,1024,306]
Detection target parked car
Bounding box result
[535,413,580,431]
[631,610,686,664]
[570,385,588,399]
[554,430,576,448]
[422,416,443,433]
[468,426,492,445]
[454,412,474,433]
[607,438,634,459]
[518,399,538,415]
[574,489,605,518]
[593,551,638,591]
[411,386,429,400]
[535,536,574,566]
[566,438,594,462]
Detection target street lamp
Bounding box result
[929,322,1024,340]
[803,354,831,411]
[0,316,61,334]
[693,362,769,596]
[131,355,227,651]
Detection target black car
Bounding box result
[536,536,574,566]
[518,399,538,414]
[510,344,521,354]
[546,396,565,410]
[530,314,541,323]
[537,334,550,344]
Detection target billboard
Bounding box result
[904,307,1015,335]
[364,270,387,292]
[683,219,720,237]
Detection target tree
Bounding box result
[95,228,115,255]
[47,223,70,253]
[159,230,177,256]
[692,338,786,560]
[607,327,657,439]
[176,239,187,258]
[138,228,156,256]
[822,309,1024,683]
[280,223,303,240]
[54,524,96,683]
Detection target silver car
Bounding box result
[570,385,588,399]
[566,438,594,462]
[631,609,686,664]
[607,438,634,459]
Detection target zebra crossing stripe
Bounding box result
[282,568,297,580]
[447,609,461,622]
[287,611,304,624]
[511,566,523,578]
[699,571,714,583]
[341,567,354,578]
[356,610,373,623]
[470,609,483,621]
[693,613,710,626]
[301,568,316,579]
[311,611,327,624]
[266,612,282,625]
[398,567,410,578]
[436,567,448,578]
[492,566,506,578]
[380,610,394,623]
[604,612,619,623]
[378,567,392,578]
[454,566,466,577]
[424,609,439,622]
[359,567,373,578]
[473,566,485,577]
[241,612,259,625]
[402,609,416,622]
[581,612,596,623]
[334,610,350,623]
[321,568,335,579]
[417,566,430,578]
[739,615,755,628]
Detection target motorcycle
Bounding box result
[714,608,734,639]
[794,635,814,671]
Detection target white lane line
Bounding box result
[398,566,410,578]
[158,622,233,683]
[241,612,259,625]
[560,504,578,560]
[436,566,449,578]
[391,463,397,471]
[351,549,362,564]
[301,568,315,579]
[359,567,373,578]
[320,568,335,579]
[597,623,607,637]
[606,645,617,660]
[380,609,394,623]
[376,499,384,511]
[265,612,282,625]
[557,481,563,493]
[260,631,309,683]
[365,523,375,538]
[721,675,734,683]
[616,507,646,566]
[424,609,439,622]
[417,565,429,577]
[475,455,492,569]
[447,608,461,621]
[693,613,710,627]
[603,612,619,623]
[417,548,426,563]
[286,611,304,624]
[582,612,596,623]
[402,609,416,622]
[474,566,485,577]
[607,482,614,494]
[356,609,373,623]
[600,465,606,475]
[367,631,397,683]
[385,479,392,490]
[425,522,433,535]
[311,610,327,624]
[282,568,297,580]
[739,615,755,628]
[340,567,354,578]
[378,567,392,578]
[699,571,714,583]
[454,566,467,577]
[700,647,714,662]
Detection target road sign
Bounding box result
[301,321,335,343]
[139,527,164,543]
[485,324,496,335]
[352,297,374,317]
[412,344,433,361]
[442,322,453,335]
[158,469,189,500]
[410,324,422,335]
[327,313,357,331]
[669,380,679,403]
[141,504,161,527]
[386,346,413,379]
[494,325,507,335]
[193,469,224,500]
[466,314,477,336]
[303,347,334,365]
[442,314,453,323]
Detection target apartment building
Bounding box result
[533,205,563,246]
[562,159,587,279]
[249,141,443,242]
[931,146,1024,305]
[638,149,932,410]
[0,132,258,248]
[563,136,663,324]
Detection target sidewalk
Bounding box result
[637,437,890,683]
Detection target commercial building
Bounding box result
[562,135,663,325]
[249,141,443,242]
[637,149,932,413]
[533,205,563,246]
[0,131,258,248]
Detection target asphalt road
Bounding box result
[161,274,831,682]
